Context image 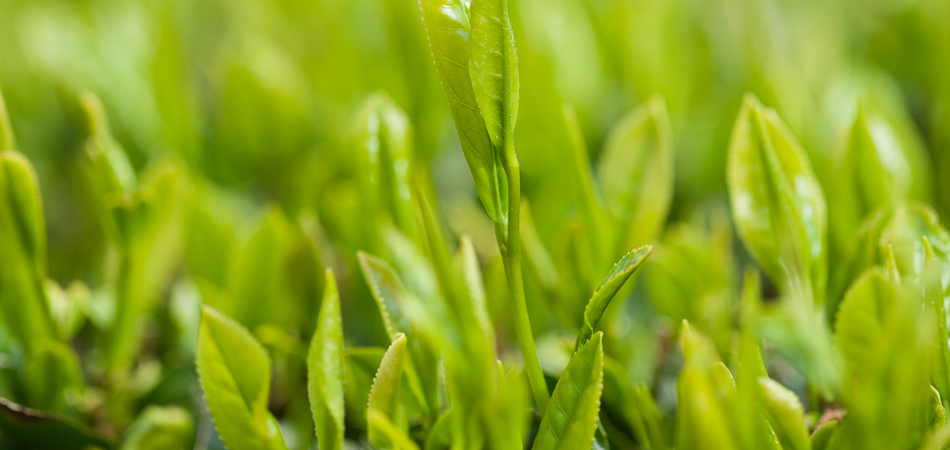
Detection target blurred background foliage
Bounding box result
[1,0,950,448]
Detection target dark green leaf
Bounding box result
[0,397,113,450]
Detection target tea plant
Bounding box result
[1,0,950,449]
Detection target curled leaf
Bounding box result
[575,246,652,351]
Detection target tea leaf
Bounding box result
[0,85,15,151]
[810,420,839,450]
[121,406,194,450]
[727,94,827,301]
[598,95,674,248]
[368,408,421,450]
[368,334,409,448]
[757,378,809,450]
[533,332,605,450]
[575,245,652,351]
[196,305,286,450]
[359,251,413,339]
[308,269,344,450]
[0,151,56,345]
[469,0,518,153]
[420,0,506,222]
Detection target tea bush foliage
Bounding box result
[1,0,950,448]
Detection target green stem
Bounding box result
[496,149,550,415]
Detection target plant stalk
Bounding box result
[496,148,550,416]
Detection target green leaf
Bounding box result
[80,92,136,194]
[308,269,345,450]
[359,251,413,339]
[468,0,518,153]
[727,94,827,302]
[353,93,416,236]
[368,334,409,449]
[834,269,896,373]
[22,339,84,414]
[0,85,15,151]
[926,237,950,410]
[420,0,507,222]
[598,94,674,249]
[368,408,420,450]
[532,332,605,450]
[120,406,193,450]
[196,305,286,450]
[757,378,810,450]
[0,397,114,450]
[809,420,839,450]
[343,347,386,430]
[0,151,56,345]
[574,245,652,351]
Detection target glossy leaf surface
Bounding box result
[533,332,604,450]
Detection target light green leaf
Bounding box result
[809,420,839,450]
[834,269,896,373]
[0,85,15,151]
[368,334,408,448]
[308,269,345,450]
[0,151,56,345]
[196,305,285,450]
[727,94,827,301]
[420,0,506,222]
[343,347,386,430]
[121,406,193,450]
[22,339,84,414]
[532,332,605,450]
[758,378,810,450]
[353,93,415,235]
[468,0,518,153]
[925,237,950,410]
[367,408,420,450]
[358,251,412,339]
[80,92,136,194]
[598,94,674,249]
[575,246,652,351]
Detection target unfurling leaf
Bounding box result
[533,332,605,450]
[419,0,507,222]
[575,246,652,351]
[727,94,826,302]
[308,269,345,450]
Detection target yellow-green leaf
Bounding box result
[420,0,506,222]
[196,305,285,450]
[308,269,345,450]
[727,94,826,301]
